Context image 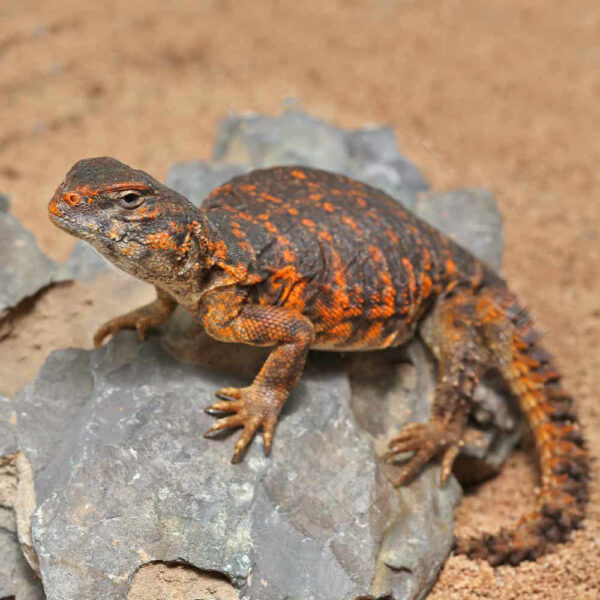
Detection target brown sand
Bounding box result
[1,0,599,597]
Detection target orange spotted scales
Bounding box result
[48,157,588,566]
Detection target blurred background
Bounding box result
[1,1,599,597]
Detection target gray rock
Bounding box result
[56,241,110,283]
[344,126,429,208]
[414,188,503,273]
[10,547,45,600]
[0,516,20,598]
[0,436,18,599]
[213,110,350,173]
[166,161,250,206]
[0,208,58,318]
[453,376,523,485]
[0,331,459,600]
[0,395,18,456]
[0,488,19,598]
[0,443,44,600]
[209,110,428,209]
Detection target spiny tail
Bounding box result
[455,286,589,566]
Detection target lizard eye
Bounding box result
[117,191,145,209]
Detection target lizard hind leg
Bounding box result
[385,289,488,487]
[454,287,589,566]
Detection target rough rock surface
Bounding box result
[166,161,250,207]
[184,110,430,209]
[0,401,45,600]
[0,197,57,318]
[9,330,459,600]
[414,188,503,273]
[0,112,518,600]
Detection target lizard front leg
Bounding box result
[200,286,315,462]
[386,289,489,486]
[93,286,177,348]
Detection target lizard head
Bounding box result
[49,157,208,283]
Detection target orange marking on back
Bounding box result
[238,240,254,255]
[322,202,335,213]
[402,257,417,294]
[367,245,395,317]
[301,218,316,228]
[421,274,432,298]
[384,229,398,243]
[356,197,367,208]
[260,192,283,204]
[319,230,333,242]
[327,247,362,320]
[342,216,362,234]
[282,248,296,262]
[264,221,278,234]
[309,193,322,201]
[240,184,256,192]
[287,207,299,216]
[423,248,432,271]
[291,170,307,179]
[445,259,456,275]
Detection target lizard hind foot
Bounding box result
[204,386,279,463]
[384,421,462,487]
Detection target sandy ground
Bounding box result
[1,0,599,597]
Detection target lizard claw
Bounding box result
[385,421,461,487]
[204,386,280,462]
[92,295,176,348]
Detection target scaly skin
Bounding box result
[48,157,588,566]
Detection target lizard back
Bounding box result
[201,165,491,349]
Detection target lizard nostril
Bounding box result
[64,192,81,207]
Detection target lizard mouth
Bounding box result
[48,210,75,234]
[48,210,97,244]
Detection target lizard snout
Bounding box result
[48,194,64,219]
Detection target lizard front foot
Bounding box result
[204,386,280,463]
[93,293,176,348]
[384,421,462,487]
